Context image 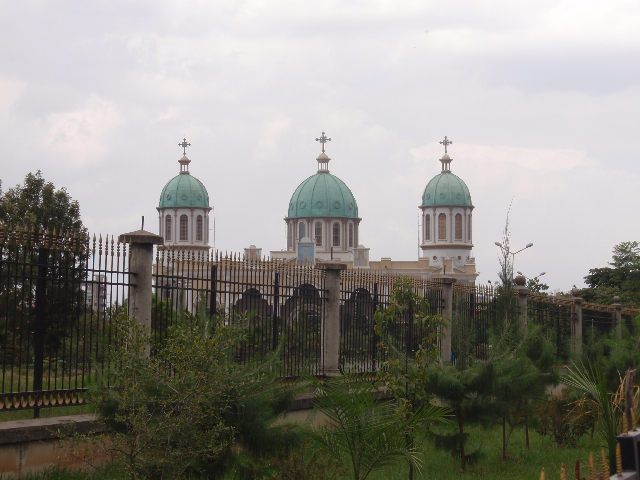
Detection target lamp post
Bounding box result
[494,241,533,271]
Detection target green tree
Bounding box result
[0,171,85,235]
[91,307,303,480]
[580,241,640,307]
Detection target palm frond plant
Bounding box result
[310,378,449,480]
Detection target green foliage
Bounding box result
[535,388,593,447]
[309,378,449,480]
[90,307,303,480]
[0,171,86,234]
[563,361,620,471]
[580,241,640,307]
[374,278,446,415]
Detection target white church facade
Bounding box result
[155,134,478,284]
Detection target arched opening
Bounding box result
[438,213,447,240]
[196,215,203,241]
[332,222,340,247]
[315,222,322,246]
[348,223,354,248]
[298,222,306,241]
[165,215,172,241]
[455,214,462,240]
[424,214,431,241]
[180,215,188,241]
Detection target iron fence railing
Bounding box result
[528,296,573,360]
[0,227,130,415]
[452,283,499,362]
[153,251,327,377]
[339,272,443,374]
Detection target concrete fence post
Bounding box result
[514,275,529,329]
[320,261,347,376]
[613,295,623,340]
[570,288,583,355]
[118,229,164,356]
[441,277,456,364]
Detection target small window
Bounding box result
[180,215,188,241]
[455,214,462,240]
[438,213,446,240]
[165,216,172,241]
[424,214,431,241]
[315,222,322,246]
[196,215,203,241]
[298,222,306,241]
[348,223,354,248]
[332,222,340,247]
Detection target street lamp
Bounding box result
[494,242,533,271]
[516,271,546,281]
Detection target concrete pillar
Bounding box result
[320,261,347,376]
[118,230,164,347]
[441,277,456,364]
[613,295,623,340]
[514,275,529,329]
[570,288,583,355]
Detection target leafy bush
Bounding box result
[536,388,593,447]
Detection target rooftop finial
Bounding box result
[178,137,192,174]
[316,131,331,153]
[179,137,191,155]
[440,135,452,154]
[439,135,453,172]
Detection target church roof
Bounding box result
[287,172,359,219]
[421,171,472,207]
[158,161,210,209]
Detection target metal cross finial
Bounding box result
[440,136,452,154]
[179,137,191,155]
[315,132,331,153]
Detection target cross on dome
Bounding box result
[439,136,452,154]
[316,132,331,153]
[179,137,191,155]
[178,137,192,174]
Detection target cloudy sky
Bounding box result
[1,0,639,291]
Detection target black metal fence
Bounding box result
[452,284,498,362]
[339,272,443,374]
[0,227,130,414]
[153,251,327,377]
[528,295,573,360]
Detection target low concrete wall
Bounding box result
[0,414,108,478]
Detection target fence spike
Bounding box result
[600,448,609,479]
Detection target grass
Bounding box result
[12,422,607,480]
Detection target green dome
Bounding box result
[159,173,210,208]
[421,172,473,207]
[287,172,359,219]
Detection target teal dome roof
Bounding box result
[422,172,473,207]
[287,172,359,219]
[159,173,210,208]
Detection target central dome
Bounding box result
[159,172,210,208]
[287,172,359,219]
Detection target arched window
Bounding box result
[455,214,462,240]
[332,222,340,247]
[298,222,306,241]
[348,223,354,248]
[196,215,203,241]
[288,223,293,249]
[315,222,322,246]
[424,214,431,241]
[165,215,172,241]
[180,215,188,241]
[438,213,447,240]
[468,216,472,241]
